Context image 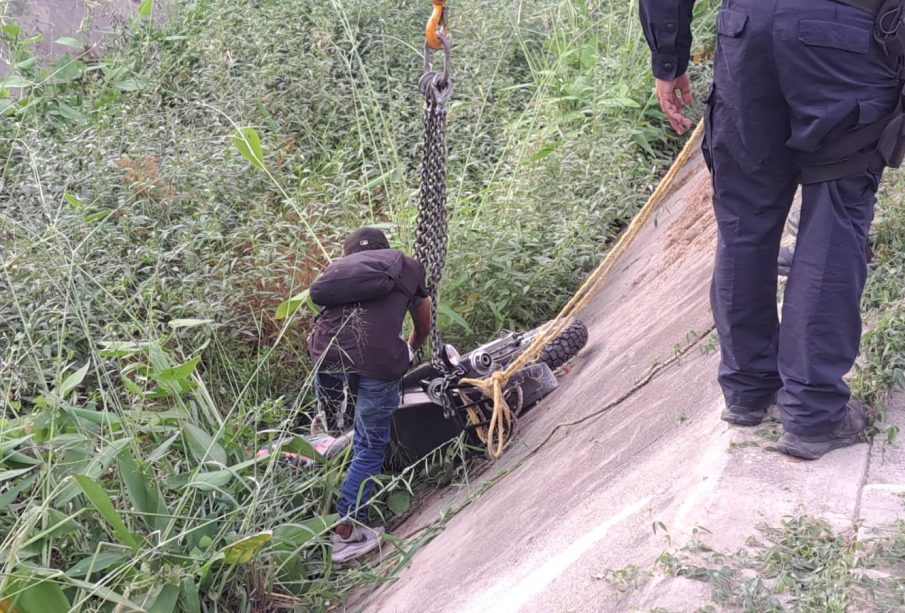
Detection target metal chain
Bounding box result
[414,35,453,370]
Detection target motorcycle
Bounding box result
[258,319,588,469]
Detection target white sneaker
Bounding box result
[330,525,385,563]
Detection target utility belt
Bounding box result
[799,0,905,182]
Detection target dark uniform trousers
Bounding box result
[706,0,901,435]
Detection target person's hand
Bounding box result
[655,73,694,135]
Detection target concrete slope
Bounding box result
[362,142,898,612]
[2,0,143,76]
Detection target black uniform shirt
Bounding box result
[308,252,428,381]
[639,0,697,80]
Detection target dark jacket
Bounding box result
[639,0,696,80]
[308,250,428,381]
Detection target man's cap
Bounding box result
[343,227,390,255]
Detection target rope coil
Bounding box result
[462,121,706,459]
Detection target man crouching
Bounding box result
[307,227,431,563]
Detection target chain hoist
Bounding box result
[413,0,453,371]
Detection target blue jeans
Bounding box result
[316,372,401,521]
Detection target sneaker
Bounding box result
[330,525,385,564]
[721,397,776,427]
[777,244,795,277]
[775,401,868,460]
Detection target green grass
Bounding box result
[854,169,905,427]
[657,516,905,612]
[2,0,903,610]
[0,0,722,609]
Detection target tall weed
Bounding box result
[1,0,719,608]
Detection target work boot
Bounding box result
[331,524,384,563]
[775,401,868,460]
[721,397,776,427]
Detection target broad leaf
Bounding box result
[139,0,154,18]
[72,475,140,550]
[62,406,122,427]
[182,423,227,465]
[0,466,36,483]
[52,57,84,83]
[55,36,82,48]
[148,584,179,613]
[232,127,265,170]
[66,552,129,578]
[64,576,146,610]
[56,100,88,124]
[0,473,37,507]
[221,531,272,564]
[272,516,334,548]
[0,75,34,88]
[83,209,113,223]
[168,319,213,329]
[0,435,32,456]
[122,375,145,397]
[56,438,130,506]
[117,452,152,526]
[2,23,21,38]
[186,470,232,490]
[387,490,412,516]
[147,432,180,463]
[14,578,69,613]
[438,302,473,333]
[117,452,170,530]
[180,578,201,613]
[282,435,325,463]
[156,356,200,382]
[275,289,318,320]
[99,340,148,357]
[58,362,89,397]
[113,78,147,92]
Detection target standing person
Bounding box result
[639,0,904,459]
[308,227,431,562]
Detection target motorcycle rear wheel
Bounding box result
[536,319,589,370]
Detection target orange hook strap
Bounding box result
[425,0,448,50]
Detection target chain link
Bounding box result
[414,36,453,371]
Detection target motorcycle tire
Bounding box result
[537,319,588,370]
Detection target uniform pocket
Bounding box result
[798,20,870,54]
[717,9,748,37]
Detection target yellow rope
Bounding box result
[462,120,705,459]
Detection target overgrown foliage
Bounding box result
[0,0,722,609]
[658,516,905,612]
[854,170,905,422]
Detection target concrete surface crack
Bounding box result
[524,324,718,461]
[853,434,873,527]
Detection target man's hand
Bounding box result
[656,73,694,135]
